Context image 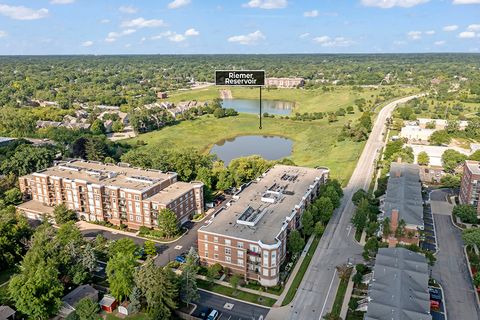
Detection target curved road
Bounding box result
[267,93,424,320]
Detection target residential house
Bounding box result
[58,284,98,318]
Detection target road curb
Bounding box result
[198,288,272,309]
[463,245,480,311]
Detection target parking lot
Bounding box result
[420,191,437,252]
[429,285,446,320]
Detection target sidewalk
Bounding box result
[196,275,279,300]
[340,270,356,319]
[273,235,315,307]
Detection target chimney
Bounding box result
[391,209,399,231]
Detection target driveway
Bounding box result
[193,290,269,320]
[430,189,480,320]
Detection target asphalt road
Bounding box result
[282,94,425,320]
[430,189,480,320]
[193,290,269,320]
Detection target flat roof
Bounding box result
[147,181,200,204]
[17,200,55,215]
[465,160,480,175]
[365,248,431,320]
[32,160,176,192]
[200,165,327,245]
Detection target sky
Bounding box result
[0,0,479,54]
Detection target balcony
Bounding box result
[247,249,261,257]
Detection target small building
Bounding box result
[408,144,471,167]
[265,77,305,88]
[460,160,480,217]
[400,126,435,144]
[417,118,468,130]
[59,285,98,317]
[361,248,431,320]
[99,295,117,313]
[0,305,16,320]
[36,120,62,129]
[157,92,168,99]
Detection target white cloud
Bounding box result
[443,25,458,31]
[459,31,476,38]
[100,19,110,24]
[434,40,446,45]
[121,18,165,28]
[425,30,435,35]
[50,0,75,4]
[313,36,354,47]
[119,5,138,14]
[467,24,480,31]
[453,0,480,4]
[151,31,188,42]
[81,40,93,47]
[0,4,48,20]
[360,0,429,8]
[105,29,136,42]
[304,10,318,17]
[243,0,288,9]
[299,32,310,39]
[184,28,199,36]
[168,0,191,9]
[0,30,7,38]
[407,31,422,40]
[228,30,265,45]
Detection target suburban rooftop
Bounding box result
[201,165,327,245]
[146,181,201,204]
[365,247,431,320]
[29,159,177,192]
[465,160,480,175]
[383,162,424,227]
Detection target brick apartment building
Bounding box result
[17,160,204,229]
[197,165,329,287]
[265,77,305,88]
[460,160,480,217]
[380,163,424,246]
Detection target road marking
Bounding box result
[319,269,337,319]
[346,225,352,237]
[174,245,183,250]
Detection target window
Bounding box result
[225,256,231,263]
[238,259,244,266]
[120,191,125,198]
[204,243,208,251]
[214,254,219,260]
[237,242,244,248]
[225,248,231,255]
[205,252,209,258]
[263,251,269,267]
[136,216,142,222]
[225,239,231,246]
[271,251,277,267]
[204,234,208,240]
[237,251,244,258]
[249,244,259,253]
[214,245,218,251]
[214,236,218,243]
[263,269,269,276]
[134,195,140,201]
[271,268,276,276]
[129,214,134,221]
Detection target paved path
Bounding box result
[267,94,424,320]
[196,275,279,300]
[430,189,480,320]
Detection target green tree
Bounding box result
[363,237,379,260]
[0,206,31,268]
[352,189,368,206]
[453,204,478,224]
[462,228,480,247]
[417,151,430,166]
[127,287,142,314]
[288,230,305,256]
[180,248,200,306]
[74,297,100,320]
[158,208,179,238]
[106,252,136,302]
[301,210,315,237]
[440,174,461,188]
[314,222,325,237]
[352,272,363,285]
[382,217,391,238]
[323,185,340,208]
[206,263,223,283]
[351,198,369,232]
[9,260,63,319]
[53,203,77,224]
[314,197,334,224]
[109,238,138,258]
[230,274,241,293]
[0,144,54,176]
[442,149,467,173]
[3,187,22,205]
[213,108,225,118]
[135,257,178,319]
[144,240,156,256]
[111,120,124,133]
[90,119,105,135]
[395,219,406,238]
[429,130,451,145]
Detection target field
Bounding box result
[169,86,382,114]
[127,86,415,183]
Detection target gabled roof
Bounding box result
[62,284,98,308]
[365,248,431,320]
[384,163,424,227]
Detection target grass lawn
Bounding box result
[330,268,353,317]
[242,281,283,296]
[168,86,382,114]
[281,236,320,306]
[126,113,364,184]
[197,279,276,307]
[105,313,149,320]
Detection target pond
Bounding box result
[221,99,294,115]
[210,135,293,165]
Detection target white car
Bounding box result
[207,309,219,320]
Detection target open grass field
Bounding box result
[169,86,384,114]
[127,113,364,184]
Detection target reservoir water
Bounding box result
[221,99,294,115]
[210,135,293,165]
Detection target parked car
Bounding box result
[430,292,442,301]
[430,300,440,310]
[175,255,186,263]
[429,287,440,295]
[199,307,212,319]
[207,309,219,320]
